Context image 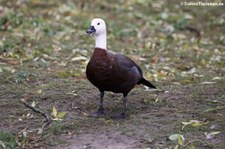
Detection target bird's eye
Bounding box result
[97,23,100,25]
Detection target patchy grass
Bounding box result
[0,0,225,148]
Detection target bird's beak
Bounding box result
[86,26,96,36]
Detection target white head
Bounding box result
[86,18,107,49]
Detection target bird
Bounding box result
[86,18,156,119]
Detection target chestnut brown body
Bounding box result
[86,48,144,96]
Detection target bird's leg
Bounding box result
[112,95,128,119]
[97,91,105,112]
[90,91,106,117]
[120,95,128,118]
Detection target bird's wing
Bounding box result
[113,53,143,76]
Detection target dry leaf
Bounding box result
[71,56,87,62]
[200,82,215,85]
[212,77,222,81]
[52,106,57,117]
[31,101,36,107]
[56,112,67,119]
[205,131,220,140]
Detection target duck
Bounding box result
[86,18,156,118]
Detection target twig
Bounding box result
[204,106,225,113]
[21,100,52,129]
[182,139,211,148]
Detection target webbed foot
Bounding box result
[111,112,128,119]
[90,108,106,117]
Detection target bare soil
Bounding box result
[1,67,225,149]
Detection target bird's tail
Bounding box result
[138,78,156,89]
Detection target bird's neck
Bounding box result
[95,32,107,49]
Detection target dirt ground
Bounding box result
[0,0,225,149]
[1,67,225,149]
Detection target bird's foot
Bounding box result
[90,108,106,118]
[111,112,128,119]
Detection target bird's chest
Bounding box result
[86,54,114,82]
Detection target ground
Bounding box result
[0,0,225,149]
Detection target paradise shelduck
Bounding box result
[86,18,156,118]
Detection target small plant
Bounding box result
[51,106,67,121]
[168,133,186,149]
[0,131,17,149]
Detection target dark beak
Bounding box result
[86,26,96,35]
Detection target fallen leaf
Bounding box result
[182,120,208,130]
[168,134,184,141]
[37,89,43,94]
[52,118,63,121]
[52,106,57,117]
[178,135,184,145]
[31,101,36,107]
[212,77,222,81]
[71,56,87,62]
[205,131,220,140]
[174,145,178,149]
[200,82,215,85]
[56,112,67,119]
[181,79,192,85]
[38,128,43,135]
[7,60,19,65]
